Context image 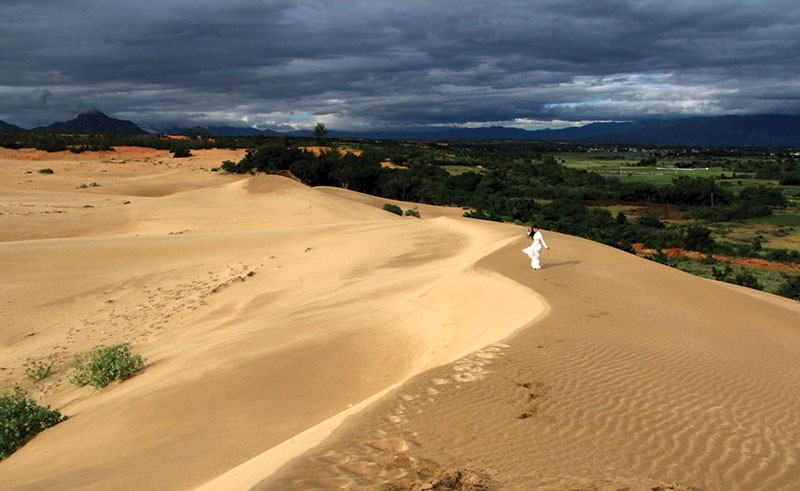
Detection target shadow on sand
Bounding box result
[542,260,581,269]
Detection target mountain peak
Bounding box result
[40,111,148,135]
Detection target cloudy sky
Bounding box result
[2,0,800,131]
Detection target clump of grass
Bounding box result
[0,385,65,459]
[70,344,145,389]
[37,168,54,174]
[23,360,53,383]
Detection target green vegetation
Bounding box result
[37,168,54,174]
[1,386,65,459]
[404,207,421,218]
[70,344,145,389]
[654,256,799,296]
[170,145,192,158]
[776,274,800,300]
[24,360,53,383]
[383,203,403,216]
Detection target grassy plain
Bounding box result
[556,149,799,296]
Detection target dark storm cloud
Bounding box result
[1,0,799,130]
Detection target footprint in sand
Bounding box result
[512,379,548,421]
[385,414,407,424]
[272,343,514,489]
[367,437,410,453]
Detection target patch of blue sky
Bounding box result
[545,99,617,109]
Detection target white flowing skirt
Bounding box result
[522,244,542,269]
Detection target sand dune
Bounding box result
[1,148,798,490]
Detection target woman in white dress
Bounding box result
[522,225,549,270]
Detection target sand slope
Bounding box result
[0,148,540,490]
[256,233,800,491]
[1,147,798,491]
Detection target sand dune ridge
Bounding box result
[1,147,798,491]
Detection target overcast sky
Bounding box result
[2,0,799,131]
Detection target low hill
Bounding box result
[0,120,23,132]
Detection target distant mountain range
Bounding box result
[530,115,800,147]
[328,115,800,146]
[2,111,800,146]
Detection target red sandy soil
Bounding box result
[300,145,362,156]
[632,243,800,272]
[299,146,407,168]
[380,161,409,169]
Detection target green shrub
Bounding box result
[701,253,718,265]
[383,203,403,216]
[685,225,716,253]
[37,168,54,174]
[776,274,800,300]
[650,249,674,266]
[24,360,53,383]
[733,271,763,290]
[404,207,421,218]
[1,385,65,459]
[70,344,145,389]
[171,147,192,158]
[636,214,665,229]
[763,248,800,264]
[712,264,733,281]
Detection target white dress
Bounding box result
[522,230,548,269]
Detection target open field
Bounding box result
[561,159,732,184]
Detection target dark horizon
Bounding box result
[5,110,800,147]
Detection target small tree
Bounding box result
[314,122,328,144]
[171,146,192,158]
[685,225,716,253]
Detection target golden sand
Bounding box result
[0,147,798,490]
